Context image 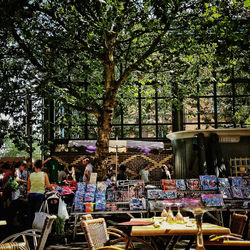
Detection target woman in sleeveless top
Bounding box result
[27,159,53,224]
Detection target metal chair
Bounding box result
[0,215,57,250]
[81,218,154,250]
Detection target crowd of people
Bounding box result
[0,157,80,229]
[0,156,173,231]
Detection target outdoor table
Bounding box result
[130,217,231,250]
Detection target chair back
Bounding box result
[82,214,93,220]
[230,213,248,236]
[36,215,57,250]
[81,218,109,250]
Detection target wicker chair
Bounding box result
[81,218,154,250]
[82,214,94,221]
[0,215,56,250]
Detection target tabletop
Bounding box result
[130,218,231,237]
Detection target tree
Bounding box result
[1,1,248,172]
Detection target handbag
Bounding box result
[32,200,50,230]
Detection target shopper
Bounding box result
[13,162,27,200]
[161,164,171,180]
[82,158,93,184]
[166,161,174,177]
[27,159,53,225]
[139,164,150,184]
[58,163,67,183]
[117,164,128,180]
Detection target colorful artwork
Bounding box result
[241,188,250,199]
[116,190,129,201]
[242,177,250,188]
[186,179,200,190]
[230,177,243,187]
[176,179,186,190]
[201,194,224,207]
[161,180,176,190]
[219,186,232,199]
[180,197,202,208]
[187,192,201,198]
[231,186,244,199]
[129,183,144,199]
[147,189,165,200]
[163,190,177,199]
[129,198,145,211]
[200,175,217,190]
[218,178,230,188]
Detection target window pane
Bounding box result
[217,83,232,96]
[199,82,213,96]
[123,101,138,124]
[158,125,172,137]
[199,97,214,123]
[87,126,98,139]
[158,99,172,123]
[235,82,249,95]
[123,126,139,138]
[141,99,155,124]
[184,98,198,123]
[88,113,97,125]
[140,84,156,97]
[142,125,156,138]
[110,126,121,139]
[234,97,250,125]
[217,97,233,122]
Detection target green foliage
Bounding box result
[1,137,41,159]
[0,0,249,159]
[54,216,65,235]
[4,176,19,192]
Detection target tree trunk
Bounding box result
[95,91,116,179]
[95,31,117,179]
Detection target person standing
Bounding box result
[27,160,53,225]
[13,162,27,200]
[166,161,174,178]
[117,164,128,180]
[82,158,93,184]
[139,164,150,184]
[161,164,171,180]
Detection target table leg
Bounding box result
[185,237,195,250]
[73,214,79,240]
[168,236,181,250]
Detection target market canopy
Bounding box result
[68,140,164,153]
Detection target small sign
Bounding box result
[89,172,97,184]
[109,140,127,152]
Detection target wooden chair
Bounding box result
[0,215,57,250]
[205,213,250,249]
[229,213,248,238]
[81,218,154,250]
